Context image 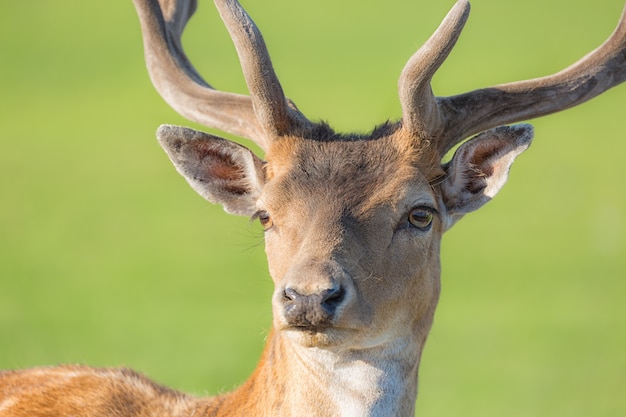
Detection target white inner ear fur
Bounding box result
[440,124,534,230]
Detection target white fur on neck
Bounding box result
[290,336,420,417]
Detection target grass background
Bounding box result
[1,0,625,415]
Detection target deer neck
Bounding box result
[217,329,422,417]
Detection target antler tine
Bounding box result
[437,2,626,155]
[398,0,471,141]
[214,0,311,139]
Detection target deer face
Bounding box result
[158,123,533,350]
[261,134,443,349]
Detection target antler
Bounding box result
[133,0,312,151]
[136,0,626,155]
[401,0,626,155]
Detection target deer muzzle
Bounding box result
[275,258,355,331]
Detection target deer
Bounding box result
[1,0,625,416]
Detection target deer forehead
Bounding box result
[262,136,442,223]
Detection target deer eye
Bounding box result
[256,210,273,230]
[408,207,434,230]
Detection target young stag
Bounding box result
[1,0,625,416]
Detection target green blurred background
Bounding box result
[1,0,624,415]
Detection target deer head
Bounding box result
[133,0,626,412]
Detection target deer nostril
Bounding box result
[283,288,299,302]
[321,286,345,311]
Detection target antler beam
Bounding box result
[134,0,313,151]
[399,0,626,155]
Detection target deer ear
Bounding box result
[439,124,533,229]
[157,125,265,216]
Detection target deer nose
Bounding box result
[282,286,346,329]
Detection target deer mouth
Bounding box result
[283,324,351,348]
[282,314,337,345]
[287,323,332,334]
[281,319,362,348]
